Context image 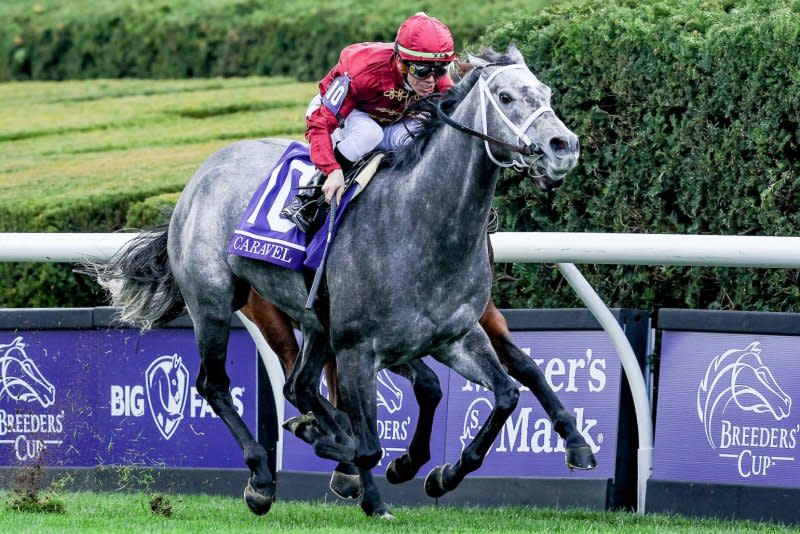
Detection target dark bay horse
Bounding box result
[90,45,585,519]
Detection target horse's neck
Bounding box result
[400,89,497,243]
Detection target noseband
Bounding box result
[435,64,553,172]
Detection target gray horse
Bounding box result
[90,44,581,519]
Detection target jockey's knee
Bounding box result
[335,114,383,162]
[378,119,422,151]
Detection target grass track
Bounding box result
[1,491,798,533]
[0,77,316,219]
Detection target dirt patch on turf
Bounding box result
[5,458,65,514]
[149,493,173,517]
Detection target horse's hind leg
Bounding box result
[480,300,597,470]
[385,359,442,484]
[192,307,275,515]
[239,291,299,376]
[425,324,519,498]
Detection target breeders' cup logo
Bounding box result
[0,337,55,408]
[697,342,796,477]
[145,354,190,440]
[0,337,64,461]
[376,370,403,414]
[375,370,410,464]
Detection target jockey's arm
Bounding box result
[306,74,361,203]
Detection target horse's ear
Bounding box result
[507,43,527,65]
[467,53,490,68]
[448,60,475,82]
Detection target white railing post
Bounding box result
[556,263,653,513]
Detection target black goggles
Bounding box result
[406,62,448,79]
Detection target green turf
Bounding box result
[0,491,797,533]
[0,77,316,218]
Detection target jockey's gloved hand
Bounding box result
[322,169,345,204]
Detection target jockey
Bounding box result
[281,12,458,232]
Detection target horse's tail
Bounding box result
[82,226,184,330]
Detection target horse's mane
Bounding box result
[390,48,517,171]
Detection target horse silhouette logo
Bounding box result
[460,397,494,453]
[0,336,55,408]
[145,353,189,440]
[376,370,403,414]
[697,341,791,448]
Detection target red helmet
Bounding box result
[395,12,456,62]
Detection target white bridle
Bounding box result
[478,64,553,171]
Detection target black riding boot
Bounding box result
[281,148,355,233]
[281,170,324,233]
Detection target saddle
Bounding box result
[227,143,386,273]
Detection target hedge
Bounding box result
[0,0,550,82]
[483,0,800,312]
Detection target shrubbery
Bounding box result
[484,0,800,311]
[0,0,547,82]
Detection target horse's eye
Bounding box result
[498,92,513,104]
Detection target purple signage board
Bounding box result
[282,330,623,481]
[443,331,620,478]
[654,331,800,488]
[0,328,257,469]
[281,356,450,476]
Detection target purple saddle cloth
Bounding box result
[227,141,358,271]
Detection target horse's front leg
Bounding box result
[425,324,519,498]
[193,313,275,515]
[384,359,442,484]
[480,300,597,470]
[336,346,392,519]
[237,293,364,499]
[283,327,356,463]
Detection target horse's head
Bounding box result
[730,347,791,420]
[467,44,579,191]
[697,342,791,448]
[0,336,56,408]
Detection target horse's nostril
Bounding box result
[549,136,569,154]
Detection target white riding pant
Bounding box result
[307,95,421,162]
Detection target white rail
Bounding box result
[4,231,800,513]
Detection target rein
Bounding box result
[436,63,553,171]
[435,100,534,156]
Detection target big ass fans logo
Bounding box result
[697,342,796,478]
[110,353,245,440]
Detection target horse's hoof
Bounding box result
[375,510,396,521]
[243,480,274,516]
[424,463,451,498]
[385,456,415,485]
[282,412,317,435]
[329,470,362,500]
[566,445,597,470]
